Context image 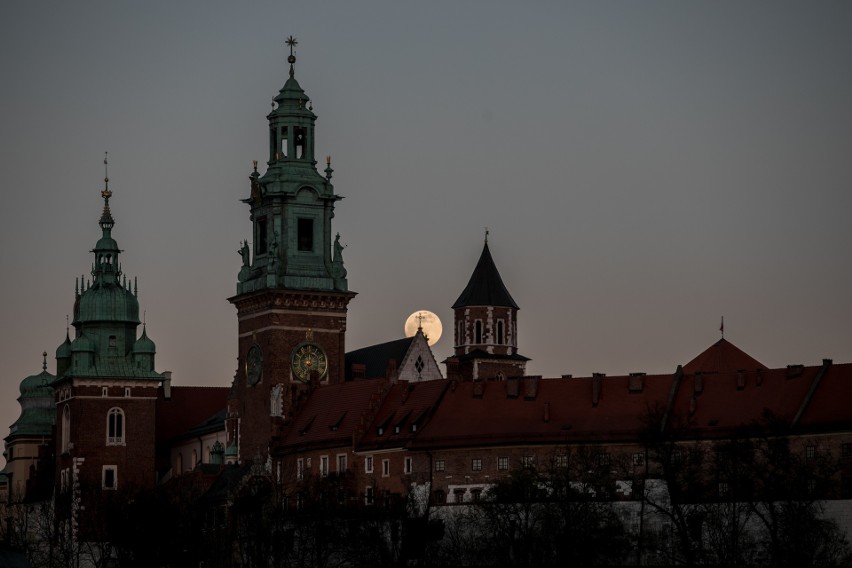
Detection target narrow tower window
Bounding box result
[297,218,314,252]
[496,320,504,345]
[280,127,289,158]
[107,407,125,445]
[475,320,483,344]
[257,217,268,255]
[61,405,70,454]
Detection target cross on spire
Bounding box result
[285,35,298,77]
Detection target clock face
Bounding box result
[246,344,263,386]
[291,342,328,383]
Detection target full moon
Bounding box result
[404,310,442,346]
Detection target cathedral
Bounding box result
[3,40,852,561]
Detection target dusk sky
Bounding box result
[2,2,852,467]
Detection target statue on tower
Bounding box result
[331,233,347,290]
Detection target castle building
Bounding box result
[3,40,852,560]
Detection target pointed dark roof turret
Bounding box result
[452,242,519,309]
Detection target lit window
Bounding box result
[297,458,305,480]
[404,457,412,474]
[633,453,645,466]
[107,408,125,445]
[718,482,729,497]
[471,458,482,472]
[555,455,568,468]
[521,456,534,469]
[435,459,445,472]
[320,455,329,477]
[498,457,509,471]
[365,455,374,474]
[102,466,117,490]
[382,459,390,477]
[806,445,816,460]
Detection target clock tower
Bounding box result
[227,38,356,465]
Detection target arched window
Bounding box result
[496,320,504,345]
[61,405,71,454]
[475,320,483,344]
[107,408,125,445]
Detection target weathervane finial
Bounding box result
[485,227,489,244]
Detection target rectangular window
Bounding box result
[806,445,816,460]
[404,457,412,474]
[297,218,314,252]
[297,458,305,481]
[435,459,445,472]
[382,459,390,477]
[597,453,610,467]
[337,454,347,473]
[365,455,374,474]
[718,482,729,497]
[124,387,131,398]
[471,488,483,502]
[521,456,534,469]
[471,458,482,472]
[102,466,117,490]
[365,486,374,505]
[498,457,509,471]
[555,455,568,468]
[102,387,108,397]
[257,216,268,255]
[320,455,329,477]
[108,335,116,348]
[633,453,645,466]
[843,444,852,458]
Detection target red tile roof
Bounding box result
[357,380,449,450]
[156,386,229,444]
[279,380,387,450]
[682,338,766,375]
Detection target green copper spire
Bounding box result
[61,160,161,380]
[237,38,349,294]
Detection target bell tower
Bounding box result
[444,237,528,382]
[228,38,356,465]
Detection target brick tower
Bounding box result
[445,239,528,381]
[227,38,356,465]
[53,165,164,539]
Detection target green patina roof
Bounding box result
[56,172,162,382]
[8,355,55,438]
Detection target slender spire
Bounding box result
[42,351,48,372]
[720,316,725,338]
[285,35,298,77]
[100,152,115,232]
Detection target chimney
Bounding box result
[473,381,485,399]
[352,363,366,381]
[628,372,644,393]
[524,376,540,400]
[561,374,572,380]
[592,373,604,407]
[506,378,520,399]
[163,371,172,400]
